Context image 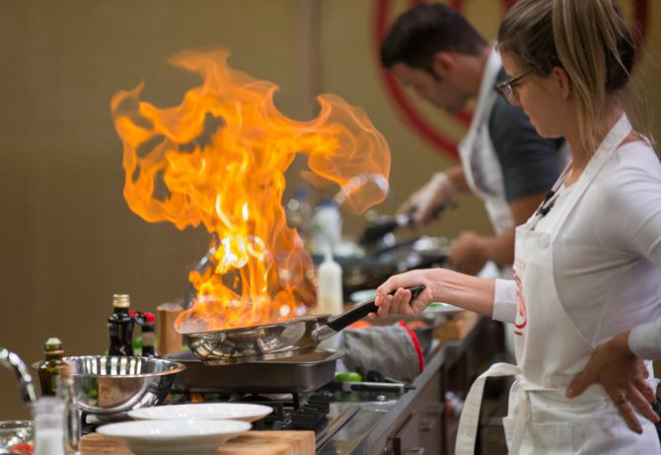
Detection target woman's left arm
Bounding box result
[374,268,497,318]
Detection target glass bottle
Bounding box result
[141,312,156,357]
[286,188,312,242]
[37,338,66,396]
[32,397,66,455]
[107,294,134,356]
[57,365,80,455]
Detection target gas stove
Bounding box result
[166,389,360,450]
[81,347,411,452]
[82,390,359,451]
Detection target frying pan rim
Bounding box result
[180,313,330,337]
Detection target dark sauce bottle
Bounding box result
[141,312,156,357]
[108,294,134,356]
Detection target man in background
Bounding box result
[381,3,567,276]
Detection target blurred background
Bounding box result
[1,0,658,419]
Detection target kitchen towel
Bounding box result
[340,323,423,382]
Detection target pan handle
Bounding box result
[324,284,426,334]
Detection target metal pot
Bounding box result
[64,356,186,421]
[183,285,425,365]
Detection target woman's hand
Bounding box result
[374,269,443,317]
[566,330,659,433]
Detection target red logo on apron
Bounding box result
[513,268,527,336]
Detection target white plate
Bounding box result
[129,403,273,423]
[351,290,463,314]
[423,302,464,314]
[97,419,250,455]
[350,289,377,303]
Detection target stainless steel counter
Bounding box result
[319,316,489,455]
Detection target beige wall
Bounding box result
[1,0,659,420]
[0,0,306,419]
[319,0,494,235]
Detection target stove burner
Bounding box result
[229,392,332,431]
[81,387,359,452]
[166,388,357,449]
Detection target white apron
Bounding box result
[455,114,661,454]
[458,48,515,357]
[458,48,513,238]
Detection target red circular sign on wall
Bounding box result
[374,0,649,159]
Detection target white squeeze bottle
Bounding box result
[33,397,66,455]
[317,245,343,316]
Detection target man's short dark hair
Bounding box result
[380,3,487,74]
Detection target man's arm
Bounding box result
[449,191,545,274]
[480,191,546,265]
[444,164,470,193]
[447,80,565,275]
[397,164,469,223]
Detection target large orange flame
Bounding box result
[111,50,390,333]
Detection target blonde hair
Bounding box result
[498,0,653,155]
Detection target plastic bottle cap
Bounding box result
[324,244,333,263]
[319,198,336,207]
[293,188,309,199]
[145,312,155,324]
[44,337,64,354]
[113,294,131,308]
[45,337,62,346]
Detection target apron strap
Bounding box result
[455,362,522,455]
[510,389,530,455]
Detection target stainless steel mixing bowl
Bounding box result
[0,420,33,452]
[64,356,185,421]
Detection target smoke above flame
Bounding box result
[111,50,390,332]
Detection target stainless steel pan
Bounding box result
[167,348,344,393]
[184,285,425,365]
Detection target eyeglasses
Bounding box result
[496,71,532,105]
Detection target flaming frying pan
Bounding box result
[183,285,425,365]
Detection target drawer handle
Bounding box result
[424,402,444,416]
[419,417,438,432]
[404,448,426,455]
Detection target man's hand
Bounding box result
[448,231,489,275]
[566,331,659,434]
[397,172,455,225]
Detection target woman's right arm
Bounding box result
[629,321,661,360]
[567,149,661,430]
[373,268,513,320]
[566,329,659,433]
[600,147,661,358]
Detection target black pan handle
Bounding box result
[325,284,425,333]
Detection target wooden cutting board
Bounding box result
[435,311,480,341]
[81,430,315,455]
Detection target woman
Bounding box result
[374,0,661,453]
